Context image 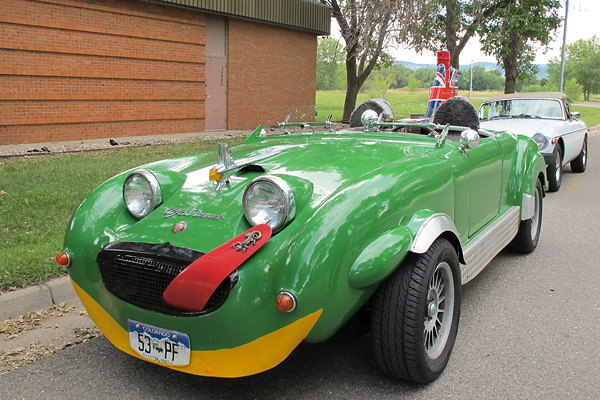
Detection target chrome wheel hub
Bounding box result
[530,186,541,240]
[424,261,455,359]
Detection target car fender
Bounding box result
[278,159,458,341]
[348,210,463,290]
[508,135,547,210]
[348,226,412,289]
[408,211,462,258]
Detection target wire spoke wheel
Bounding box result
[424,261,455,359]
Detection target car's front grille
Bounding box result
[97,242,237,317]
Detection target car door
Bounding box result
[463,133,503,237]
[560,101,588,163]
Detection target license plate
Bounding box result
[128,320,191,366]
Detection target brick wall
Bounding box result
[0,0,318,145]
[227,18,317,130]
[0,0,206,145]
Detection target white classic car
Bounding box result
[478,92,588,191]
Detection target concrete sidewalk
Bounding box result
[0,275,77,321]
[0,129,251,157]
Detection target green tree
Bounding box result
[521,84,545,92]
[458,66,504,91]
[408,77,421,92]
[564,37,600,100]
[479,0,561,94]
[390,64,413,88]
[412,68,436,88]
[319,0,421,122]
[365,74,394,98]
[316,38,345,90]
[404,0,513,68]
[366,64,413,89]
[563,78,583,101]
[515,70,540,92]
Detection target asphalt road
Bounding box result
[1,136,598,400]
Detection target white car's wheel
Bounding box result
[547,147,562,192]
[570,135,587,173]
[509,179,543,253]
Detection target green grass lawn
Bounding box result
[316,89,600,127]
[0,138,243,291]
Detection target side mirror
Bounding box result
[460,129,480,150]
[571,111,580,119]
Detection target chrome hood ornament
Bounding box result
[209,143,281,191]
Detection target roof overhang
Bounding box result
[142,0,331,35]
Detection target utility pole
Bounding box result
[559,0,569,92]
[469,63,473,98]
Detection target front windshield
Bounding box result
[278,106,334,134]
[479,99,564,120]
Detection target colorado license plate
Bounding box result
[128,320,191,366]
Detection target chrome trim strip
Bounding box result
[411,213,460,254]
[521,194,535,221]
[461,206,520,284]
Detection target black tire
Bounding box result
[432,96,479,130]
[570,135,587,173]
[349,99,394,127]
[371,238,461,383]
[547,146,562,192]
[509,179,543,253]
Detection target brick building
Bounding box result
[0,0,330,145]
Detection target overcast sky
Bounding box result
[329,0,599,66]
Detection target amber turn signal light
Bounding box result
[209,167,224,182]
[56,251,71,267]
[276,291,297,313]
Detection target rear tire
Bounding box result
[547,147,562,192]
[509,179,543,253]
[371,238,461,383]
[349,99,394,127]
[570,135,587,173]
[432,96,479,129]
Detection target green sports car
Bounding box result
[58,98,547,383]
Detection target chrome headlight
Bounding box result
[123,169,162,219]
[532,133,549,151]
[243,176,296,233]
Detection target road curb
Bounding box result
[0,275,76,321]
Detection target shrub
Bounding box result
[564,78,583,101]
[408,77,421,93]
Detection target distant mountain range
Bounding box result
[395,60,548,79]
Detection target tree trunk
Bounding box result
[444,0,459,68]
[503,31,519,94]
[343,81,359,123]
[343,51,360,123]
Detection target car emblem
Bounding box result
[173,221,187,234]
[164,208,225,221]
[231,230,262,253]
